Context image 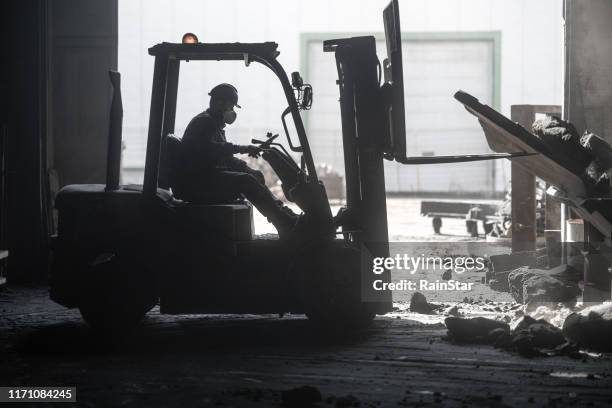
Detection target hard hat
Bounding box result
[208,83,241,108]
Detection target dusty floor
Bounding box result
[2,287,612,407]
[2,198,612,407]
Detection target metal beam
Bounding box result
[158,59,180,190]
[143,55,168,197]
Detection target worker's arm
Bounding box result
[183,116,236,163]
[186,116,259,159]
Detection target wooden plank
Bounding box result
[510,106,538,252]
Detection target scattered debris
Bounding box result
[409,292,434,314]
[445,314,583,358]
[562,311,612,352]
[445,305,460,316]
[444,317,509,343]
[281,385,322,407]
[526,322,566,348]
[513,316,565,349]
[512,332,544,357]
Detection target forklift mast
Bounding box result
[325,37,390,247]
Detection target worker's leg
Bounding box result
[227,157,266,185]
[214,171,297,234]
[219,171,282,214]
[244,168,265,186]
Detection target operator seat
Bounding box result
[165,134,253,241]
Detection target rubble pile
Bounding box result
[531,115,591,175]
[563,311,612,352]
[445,315,582,358]
[445,303,612,357]
[532,115,612,195]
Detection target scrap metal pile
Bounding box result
[487,115,612,239]
[532,115,612,196]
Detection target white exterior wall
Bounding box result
[119,0,563,194]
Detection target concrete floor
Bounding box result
[2,287,612,407]
[2,198,612,407]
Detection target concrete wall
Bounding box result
[564,0,612,141]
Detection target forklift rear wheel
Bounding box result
[78,253,157,335]
[296,243,375,331]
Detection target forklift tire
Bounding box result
[432,217,442,234]
[295,242,376,332]
[78,253,157,336]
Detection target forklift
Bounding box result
[51,1,525,333]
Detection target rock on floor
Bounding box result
[445,317,509,343]
[513,316,566,349]
[563,312,612,352]
[508,266,579,305]
[409,292,434,314]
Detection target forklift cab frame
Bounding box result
[143,42,319,197]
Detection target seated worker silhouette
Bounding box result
[173,83,298,237]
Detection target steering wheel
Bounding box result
[251,133,279,150]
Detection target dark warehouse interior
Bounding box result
[3,1,612,407]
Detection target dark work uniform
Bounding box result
[175,109,283,218]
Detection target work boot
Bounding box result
[268,206,299,239]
